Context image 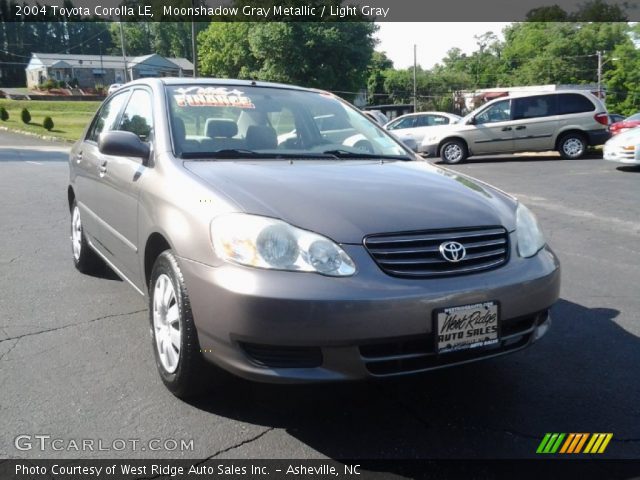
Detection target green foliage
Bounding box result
[39,78,58,91]
[21,108,31,124]
[604,39,640,115]
[0,106,8,121]
[198,22,376,95]
[43,116,54,131]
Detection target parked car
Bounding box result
[608,113,625,125]
[421,90,610,164]
[107,83,122,95]
[68,78,560,398]
[603,126,640,165]
[385,112,461,150]
[609,112,640,136]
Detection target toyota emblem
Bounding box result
[439,241,466,262]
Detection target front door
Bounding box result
[466,99,514,155]
[75,90,130,251]
[91,88,154,290]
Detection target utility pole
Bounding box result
[191,0,198,77]
[596,50,602,99]
[119,21,129,83]
[98,39,104,79]
[413,44,417,113]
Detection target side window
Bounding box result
[389,116,416,130]
[475,100,511,125]
[557,94,595,115]
[86,91,128,142]
[513,95,556,120]
[431,115,450,126]
[117,89,153,141]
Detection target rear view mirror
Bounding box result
[98,131,150,160]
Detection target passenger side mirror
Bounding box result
[467,117,476,125]
[98,131,150,162]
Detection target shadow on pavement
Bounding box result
[616,165,640,173]
[186,298,639,463]
[436,152,603,165]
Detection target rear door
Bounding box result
[75,90,130,248]
[90,88,154,289]
[510,94,559,152]
[466,100,514,154]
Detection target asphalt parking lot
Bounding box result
[1,129,639,462]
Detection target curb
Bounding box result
[0,125,75,144]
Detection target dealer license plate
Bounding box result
[435,301,499,354]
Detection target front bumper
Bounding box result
[603,146,640,164]
[178,238,560,383]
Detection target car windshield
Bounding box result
[166,84,411,160]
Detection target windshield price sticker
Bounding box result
[174,87,255,108]
[436,301,499,353]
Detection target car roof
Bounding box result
[126,77,327,95]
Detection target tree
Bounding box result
[198,22,377,94]
[366,51,394,104]
[197,23,257,79]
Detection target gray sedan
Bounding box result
[68,78,560,398]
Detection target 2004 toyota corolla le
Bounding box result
[68,78,560,398]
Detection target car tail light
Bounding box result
[595,113,609,126]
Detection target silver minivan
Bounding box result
[421,90,610,163]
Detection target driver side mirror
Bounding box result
[98,131,150,163]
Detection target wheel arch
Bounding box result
[144,232,173,291]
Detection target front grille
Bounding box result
[360,311,546,376]
[240,342,322,369]
[364,226,509,278]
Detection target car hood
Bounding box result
[184,159,517,244]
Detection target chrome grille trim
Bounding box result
[364,226,509,278]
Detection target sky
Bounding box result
[375,22,512,70]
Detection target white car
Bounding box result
[603,127,640,165]
[384,112,461,152]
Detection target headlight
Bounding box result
[516,203,545,258]
[211,213,356,276]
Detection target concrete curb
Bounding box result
[0,125,74,144]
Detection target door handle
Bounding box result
[501,127,512,131]
[98,160,107,176]
[515,126,526,130]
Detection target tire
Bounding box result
[440,139,468,164]
[70,200,102,274]
[558,133,587,159]
[149,250,223,398]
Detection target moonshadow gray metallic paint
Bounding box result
[68,78,560,383]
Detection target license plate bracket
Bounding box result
[434,301,500,354]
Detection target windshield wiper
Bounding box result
[321,149,412,161]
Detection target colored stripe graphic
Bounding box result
[538,433,613,454]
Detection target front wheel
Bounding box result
[558,133,587,159]
[440,139,468,164]
[149,250,225,398]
